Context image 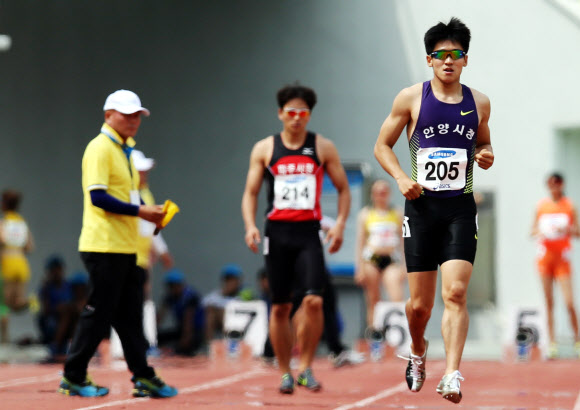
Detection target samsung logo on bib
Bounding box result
[428,150,456,159]
[286,175,307,183]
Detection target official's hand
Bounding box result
[397,176,423,200]
[245,226,261,253]
[475,149,494,170]
[138,205,166,224]
[325,225,344,254]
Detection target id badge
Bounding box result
[130,190,141,206]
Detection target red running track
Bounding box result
[0,354,578,409]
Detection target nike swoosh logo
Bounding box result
[460,110,474,116]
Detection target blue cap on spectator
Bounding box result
[69,271,89,286]
[165,269,185,284]
[45,254,64,270]
[221,263,242,278]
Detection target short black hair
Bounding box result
[548,172,564,183]
[45,254,65,270]
[276,83,317,110]
[2,189,21,211]
[424,17,471,55]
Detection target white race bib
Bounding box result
[1,220,28,247]
[538,213,570,240]
[368,221,400,248]
[273,174,316,210]
[417,147,467,191]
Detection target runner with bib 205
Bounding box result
[373,17,494,404]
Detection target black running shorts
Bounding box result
[403,193,477,272]
[264,220,326,304]
[369,254,393,271]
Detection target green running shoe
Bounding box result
[296,368,321,391]
[279,373,294,394]
[132,375,178,398]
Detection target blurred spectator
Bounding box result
[132,149,174,354]
[38,256,71,347]
[202,264,243,341]
[355,180,406,332]
[55,272,89,356]
[157,269,204,356]
[37,254,89,362]
[132,149,173,297]
[531,172,580,358]
[0,189,35,327]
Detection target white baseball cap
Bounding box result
[131,150,155,171]
[103,89,150,116]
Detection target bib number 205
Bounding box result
[425,161,460,181]
[417,147,467,192]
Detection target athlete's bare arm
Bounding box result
[24,228,34,253]
[241,137,273,253]
[318,135,350,253]
[374,85,423,200]
[472,88,494,170]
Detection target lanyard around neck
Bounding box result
[101,127,135,181]
[101,127,134,161]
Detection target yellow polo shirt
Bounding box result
[79,123,141,254]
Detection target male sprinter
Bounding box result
[374,18,494,403]
[59,90,177,398]
[242,84,350,393]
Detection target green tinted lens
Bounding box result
[431,49,465,60]
[450,50,465,59]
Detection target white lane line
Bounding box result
[0,373,62,388]
[74,368,266,410]
[0,362,128,389]
[333,382,407,410]
[333,361,447,410]
[573,387,580,410]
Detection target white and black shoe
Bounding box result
[398,340,428,392]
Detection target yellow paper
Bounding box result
[160,199,180,228]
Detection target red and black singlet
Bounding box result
[264,132,323,222]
